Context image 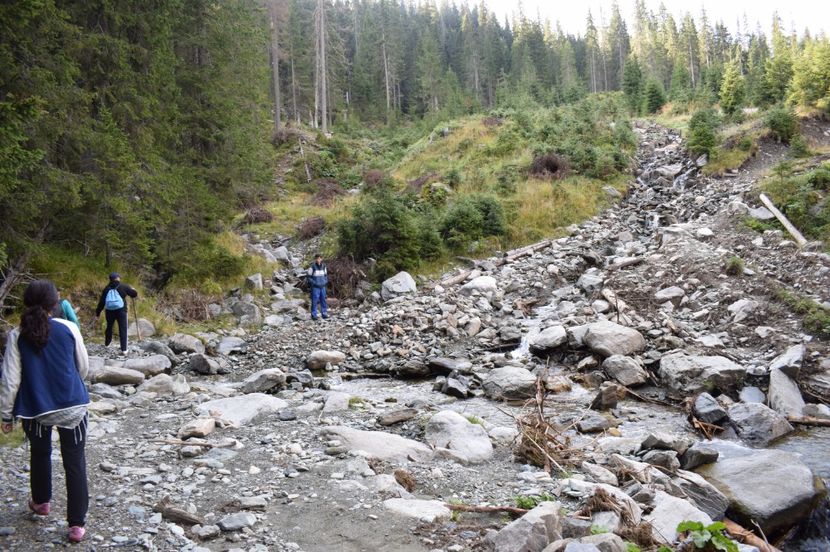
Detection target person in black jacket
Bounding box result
[94,273,138,355]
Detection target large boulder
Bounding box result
[482,366,536,400]
[216,336,247,355]
[195,394,287,426]
[139,341,179,364]
[382,499,450,523]
[673,470,729,520]
[654,286,686,305]
[767,367,805,418]
[138,374,190,395]
[659,353,745,396]
[306,350,346,370]
[381,271,417,301]
[319,426,432,462]
[696,441,825,535]
[425,410,493,465]
[427,357,473,376]
[583,321,645,357]
[91,365,145,386]
[491,501,562,552]
[231,302,262,326]
[528,326,568,355]
[189,353,222,375]
[127,318,155,338]
[727,403,793,445]
[168,333,205,355]
[460,276,497,296]
[123,355,171,377]
[693,393,728,424]
[644,490,712,544]
[602,355,648,387]
[769,344,806,377]
[240,368,286,394]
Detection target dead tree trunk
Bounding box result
[268,0,281,133]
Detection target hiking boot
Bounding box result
[322,314,329,319]
[28,499,50,516]
[68,526,85,543]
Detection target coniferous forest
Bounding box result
[2,0,830,309]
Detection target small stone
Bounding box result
[218,512,257,531]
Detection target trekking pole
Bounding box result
[131,297,142,342]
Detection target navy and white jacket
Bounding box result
[307,262,328,289]
[0,318,89,421]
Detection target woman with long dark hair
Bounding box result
[0,279,90,544]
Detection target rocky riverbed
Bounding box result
[2,122,830,552]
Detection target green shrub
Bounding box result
[439,195,506,250]
[790,134,811,158]
[644,80,666,114]
[725,255,744,276]
[765,105,799,144]
[687,108,720,156]
[676,520,739,552]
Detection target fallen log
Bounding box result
[153,496,204,526]
[787,416,830,427]
[338,372,392,380]
[759,193,807,248]
[498,239,552,265]
[723,517,781,552]
[445,502,529,517]
[151,439,217,448]
[440,270,471,286]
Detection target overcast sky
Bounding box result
[485,0,829,38]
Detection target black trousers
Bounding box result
[22,417,89,527]
[104,307,128,352]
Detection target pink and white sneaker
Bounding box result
[28,499,50,516]
[68,526,85,543]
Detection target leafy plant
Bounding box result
[725,255,744,276]
[676,520,738,552]
[590,525,610,535]
[764,105,800,144]
[513,493,556,510]
[687,108,720,156]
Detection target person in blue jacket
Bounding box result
[306,253,329,320]
[0,279,90,544]
[52,291,80,329]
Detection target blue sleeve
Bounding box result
[62,300,80,329]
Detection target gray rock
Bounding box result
[168,333,205,355]
[583,321,645,357]
[492,501,562,552]
[322,391,352,413]
[273,246,290,262]
[442,377,470,398]
[576,270,604,294]
[769,344,806,378]
[674,470,729,520]
[393,359,430,378]
[382,499,450,522]
[656,163,683,178]
[218,512,257,531]
[377,408,418,426]
[580,462,618,486]
[739,386,765,403]
[749,206,775,220]
[697,442,824,535]
[127,318,155,338]
[245,273,263,290]
[590,511,621,533]
[92,366,146,386]
[232,302,262,326]
[680,442,719,470]
[642,450,680,472]
[138,341,179,364]
[562,544,601,552]
[644,490,712,544]
[124,355,171,377]
[428,357,473,375]
[561,517,593,539]
[216,336,247,355]
[138,374,190,395]
[529,326,568,355]
[581,533,627,552]
[641,432,692,454]
[196,394,287,426]
[192,524,221,540]
[190,354,221,375]
[577,412,619,433]
[178,418,216,439]
[560,479,641,524]
[727,402,793,445]
[659,353,745,396]
[803,403,830,419]
[727,299,759,323]
[460,275,497,295]
[319,426,432,462]
[768,367,805,417]
[426,411,492,466]
[482,366,536,400]
[240,368,286,394]
[654,286,685,304]
[589,382,625,411]
[602,355,648,387]
[381,271,417,301]
[307,350,346,370]
[694,392,728,424]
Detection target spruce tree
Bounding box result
[719,59,745,115]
